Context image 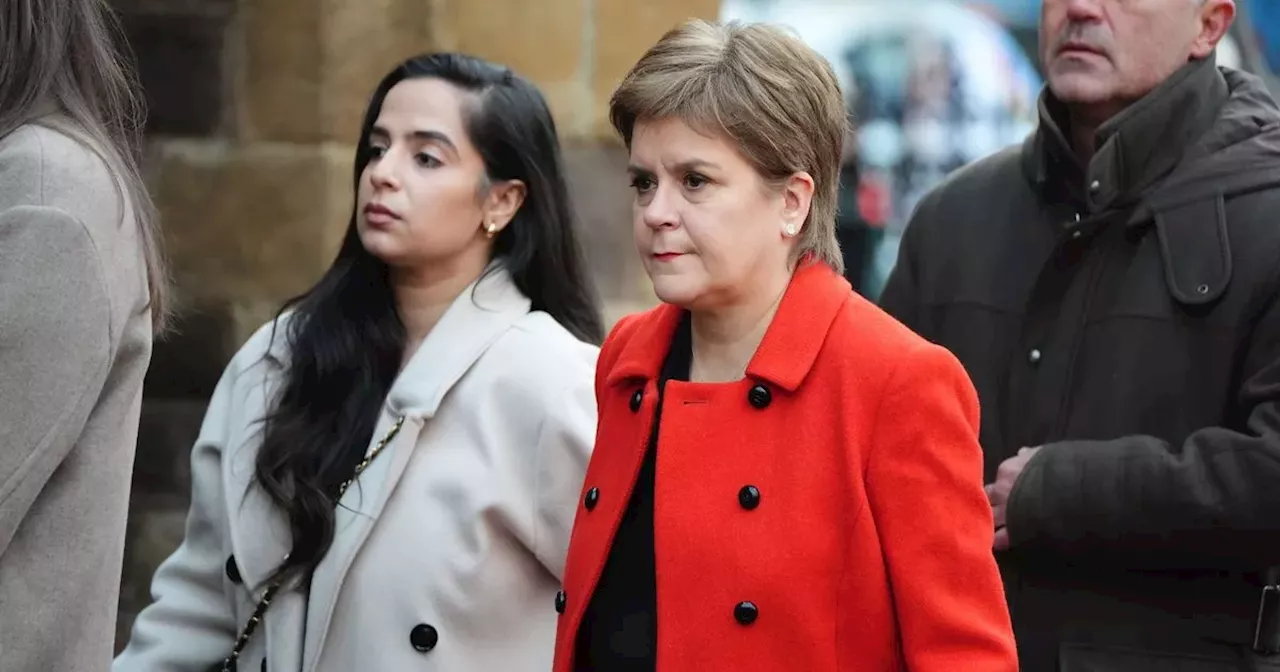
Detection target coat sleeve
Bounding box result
[0,206,113,559]
[865,342,1018,672]
[532,344,599,579]
[113,357,246,671]
[1005,289,1280,568]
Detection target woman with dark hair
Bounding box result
[0,0,168,669]
[115,53,603,671]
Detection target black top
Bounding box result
[574,315,691,671]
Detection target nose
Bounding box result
[1061,0,1102,21]
[367,150,400,191]
[640,183,679,230]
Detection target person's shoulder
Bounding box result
[825,292,968,384]
[831,292,929,356]
[927,143,1024,208]
[598,304,666,369]
[226,312,294,381]
[0,125,45,200]
[0,120,123,226]
[894,141,1031,274]
[508,311,599,360]
[490,310,599,390]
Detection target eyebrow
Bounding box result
[369,126,458,154]
[626,159,721,176]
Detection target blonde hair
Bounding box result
[609,18,847,274]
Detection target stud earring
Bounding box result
[485,222,498,238]
[783,223,798,237]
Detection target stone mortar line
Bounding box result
[155,138,357,162]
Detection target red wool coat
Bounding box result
[552,262,1017,671]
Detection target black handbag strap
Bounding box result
[212,415,406,672]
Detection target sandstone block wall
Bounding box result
[111,0,719,648]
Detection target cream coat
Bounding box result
[113,269,598,671]
[0,118,152,672]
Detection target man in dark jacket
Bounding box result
[880,0,1280,669]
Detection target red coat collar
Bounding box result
[605,260,850,392]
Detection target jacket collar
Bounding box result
[1149,67,1280,205]
[1024,55,1229,213]
[230,263,529,594]
[606,260,849,391]
[386,263,530,418]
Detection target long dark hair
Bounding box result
[0,0,170,332]
[255,53,603,585]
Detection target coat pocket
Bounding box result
[1058,642,1280,672]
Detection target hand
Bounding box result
[986,446,1041,551]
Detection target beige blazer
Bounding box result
[113,268,598,671]
[0,117,153,665]
[0,119,153,672]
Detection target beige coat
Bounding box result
[113,268,598,671]
[0,119,153,671]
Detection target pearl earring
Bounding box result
[783,223,798,237]
[485,222,498,238]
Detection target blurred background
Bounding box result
[111,0,1280,648]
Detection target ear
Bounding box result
[1190,0,1235,60]
[481,179,528,234]
[780,171,815,237]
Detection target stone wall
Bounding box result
[112,0,719,649]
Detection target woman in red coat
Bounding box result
[552,18,1018,672]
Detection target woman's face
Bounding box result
[356,77,524,275]
[627,117,813,312]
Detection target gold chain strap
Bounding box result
[213,416,406,672]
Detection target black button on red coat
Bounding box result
[747,384,771,409]
[738,485,761,510]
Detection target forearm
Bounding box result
[1007,429,1280,567]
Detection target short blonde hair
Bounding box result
[609,19,847,274]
